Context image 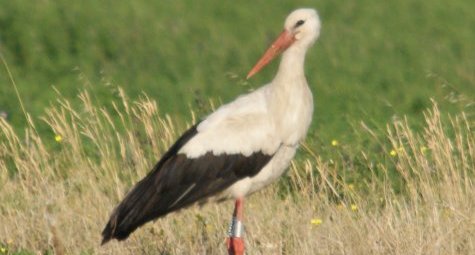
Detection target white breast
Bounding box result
[224,81,313,198]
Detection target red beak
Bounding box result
[246,30,295,79]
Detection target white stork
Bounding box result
[102,8,321,254]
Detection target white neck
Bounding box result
[273,46,307,85]
[265,44,314,147]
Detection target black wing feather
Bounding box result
[101,124,273,244]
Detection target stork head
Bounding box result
[284,8,321,49]
[247,8,321,79]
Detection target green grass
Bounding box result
[1,0,474,142]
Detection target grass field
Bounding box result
[1,0,475,254]
[1,0,474,139]
[0,92,474,254]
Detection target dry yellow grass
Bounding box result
[0,90,474,254]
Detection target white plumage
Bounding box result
[179,87,279,158]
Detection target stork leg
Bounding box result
[226,197,245,255]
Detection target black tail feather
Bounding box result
[101,125,200,244]
[101,173,169,244]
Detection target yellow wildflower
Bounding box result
[348,184,355,190]
[0,247,5,253]
[389,149,397,157]
[350,204,358,211]
[331,139,339,147]
[310,218,323,226]
[54,134,63,143]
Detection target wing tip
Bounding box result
[101,222,130,245]
[101,221,114,245]
[101,237,111,246]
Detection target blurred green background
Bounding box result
[1,0,474,144]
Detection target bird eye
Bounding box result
[295,20,305,27]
